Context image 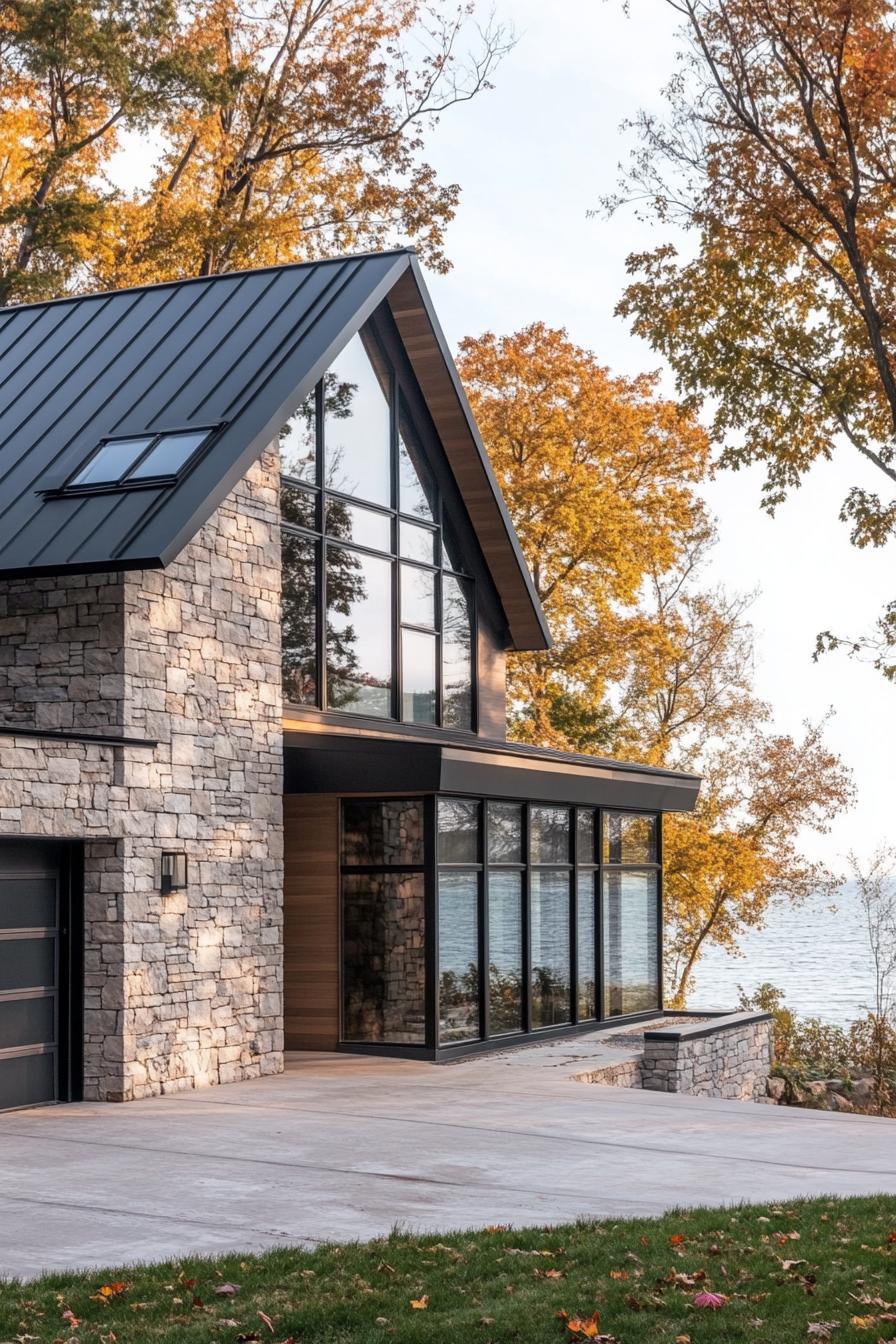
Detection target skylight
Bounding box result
[67,430,212,490]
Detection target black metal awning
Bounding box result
[284,730,700,813]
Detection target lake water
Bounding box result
[686,882,875,1025]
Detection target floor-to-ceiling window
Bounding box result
[430,800,661,1049]
[280,326,475,730]
[340,799,427,1044]
[601,812,660,1017]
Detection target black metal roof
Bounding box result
[0,248,550,650]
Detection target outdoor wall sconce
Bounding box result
[160,851,188,896]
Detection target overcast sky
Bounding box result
[420,0,892,866]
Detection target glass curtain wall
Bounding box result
[280,326,475,730]
[340,797,661,1053]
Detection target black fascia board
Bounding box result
[404,254,552,652]
[284,732,701,813]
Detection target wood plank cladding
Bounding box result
[283,794,340,1050]
[386,269,549,653]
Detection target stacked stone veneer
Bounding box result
[640,1012,774,1101]
[0,446,284,1101]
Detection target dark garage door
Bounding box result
[0,841,80,1112]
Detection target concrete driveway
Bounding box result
[2,1048,896,1278]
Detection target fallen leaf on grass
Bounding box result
[215,1283,241,1296]
[609,1270,628,1281]
[806,1324,840,1339]
[669,1234,686,1246]
[563,1311,601,1339]
[675,1336,691,1343]
[410,1296,428,1310]
[887,1232,896,1244]
[61,1311,79,1329]
[258,1311,274,1333]
[781,1259,807,1271]
[377,1262,397,1276]
[693,1291,727,1310]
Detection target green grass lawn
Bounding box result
[2,1196,896,1344]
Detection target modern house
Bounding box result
[0,249,700,1113]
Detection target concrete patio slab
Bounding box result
[1,1047,895,1279]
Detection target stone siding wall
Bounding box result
[0,446,284,1101]
[640,1012,774,1101]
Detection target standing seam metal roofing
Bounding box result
[0,249,549,650]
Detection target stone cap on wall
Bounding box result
[644,1010,775,1044]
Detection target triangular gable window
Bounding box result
[280,321,474,731]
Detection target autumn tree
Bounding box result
[456,323,711,749]
[0,0,510,303]
[0,0,201,304]
[611,0,896,680]
[460,322,854,1000]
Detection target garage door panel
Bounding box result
[0,841,75,1111]
[0,937,56,993]
[0,877,57,928]
[0,1050,56,1111]
[0,995,55,1050]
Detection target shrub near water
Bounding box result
[740,983,896,1115]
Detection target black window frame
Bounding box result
[334,793,663,1061]
[280,319,477,732]
[48,427,220,498]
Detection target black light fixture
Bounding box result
[160,851,188,895]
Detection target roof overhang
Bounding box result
[284,730,701,813]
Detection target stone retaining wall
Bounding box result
[641,1012,774,1101]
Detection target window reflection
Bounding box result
[400,564,435,628]
[399,406,435,520]
[326,546,392,716]
[487,801,523,864]
[401,629,436,724]
[399,519,436,563]
[438,872,480,1043]
[279,322,478,724]
[437,797,479,863]
[326,498,391,551]
[603,812,658,864]
[577,872,597,1020]
[281,534,317,704]
[325,334,391,506]
[602,870,659,1016]
[342,872,426,1043]
[342,799,424,866]
[488,870,523,1034]
[280,390,316,483]
[530,871,571,1027]
[530,807,570,864]
[442,574,473,730]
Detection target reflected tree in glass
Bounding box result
[438,872,480,1043]
[488,870,523,1034]
[442,574,473,729]
[530,870,571,1027]
[326,546,392,716]
[281,534,317,703]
